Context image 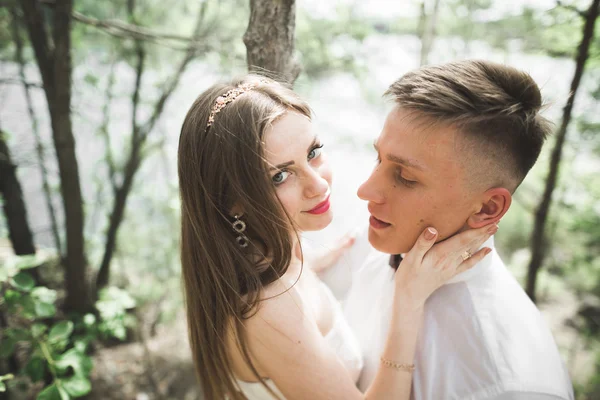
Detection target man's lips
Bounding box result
[367,205,392,229]
[306,195,331,215]
[369,215,392,229]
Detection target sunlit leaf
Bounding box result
[48,321,74,344]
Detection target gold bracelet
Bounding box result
[380,356,415,372]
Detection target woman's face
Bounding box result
[263,111,333,232]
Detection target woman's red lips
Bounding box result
[369,215,391,229]
[307,195,331,215]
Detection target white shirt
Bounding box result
[340,231,574,400]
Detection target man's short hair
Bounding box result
[384,60,552,191]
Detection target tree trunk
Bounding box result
[525,0,600,303]
[21,0,92,312]
[0,130,36,256]
[419,0,441,66]
[10,6,62,255]
[243,0,301,84]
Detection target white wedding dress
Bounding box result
[233,282,364,399]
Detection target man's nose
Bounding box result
[357,171,385,204]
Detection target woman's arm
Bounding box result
[246,224,495,400]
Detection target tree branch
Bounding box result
[0,78,43,88]
[556,0,588,18]
[94,2,208,292]
[526,0,600,302]
[98,60,118,192]
[140,0,209,137]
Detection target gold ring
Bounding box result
[461,250,472,261]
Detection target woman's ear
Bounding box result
[467,188,512,229]
[230,204,244,218]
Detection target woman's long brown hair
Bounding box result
[178,75,311,399]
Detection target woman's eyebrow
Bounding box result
[269,161,295,171]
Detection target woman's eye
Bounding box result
[308,144,324,161]
[272,170,291,186]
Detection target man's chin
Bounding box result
[367,227,411,255]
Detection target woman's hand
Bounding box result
[307,231,357,273]
[394,224,498,309]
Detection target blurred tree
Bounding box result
[20,0,91,312]
[0,129,35,257]
[526,0,600,303]
[418,0,441,66]
[9,5,62,254]
[94,0,209,293]
[244,0,301,84]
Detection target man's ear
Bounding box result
[467,188,512,229]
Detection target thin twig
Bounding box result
[98,58,118,192]
[0,78,43,88]
[556,0,588,18]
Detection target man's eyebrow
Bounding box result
[269,161,295,171]
[373,142,425,171]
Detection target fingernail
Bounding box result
[487,224,498,234]
[485,248,492,255]
[425,227,437,240]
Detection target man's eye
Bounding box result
[395,170,417,187]
[272,170,291,186]
[308,144,324,161]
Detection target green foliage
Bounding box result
[0,255,135,398]
[296,6,373,78]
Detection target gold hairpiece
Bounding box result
[205,79,270,132]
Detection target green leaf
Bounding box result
[55,349,92,377]
[31,287,57,304]
[4,289,22,306]
[57,383,70,400]
[25,357,46,382]
[0,337,16,358]
[0,381,5,392]
[35,301,57,318]
[16,255,41,270]
[32,323,48,338]
[62,376,91,397]
[10,272,35,291]
[36,383,62,400]
[20,294,37,319]
[48,321,74,344]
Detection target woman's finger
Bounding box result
[435,223,498,260]
[453,224,498,265]
[405,227,438,263]
[454,247,492,275]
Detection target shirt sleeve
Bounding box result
[490,392,569,400]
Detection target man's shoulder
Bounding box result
[415,254,573,400]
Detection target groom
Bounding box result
[341,60,574,399]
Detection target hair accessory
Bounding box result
[232,214,249,248]
[380,356,415,373]
[206,79,270,132]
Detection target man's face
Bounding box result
[358,106,480,254]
